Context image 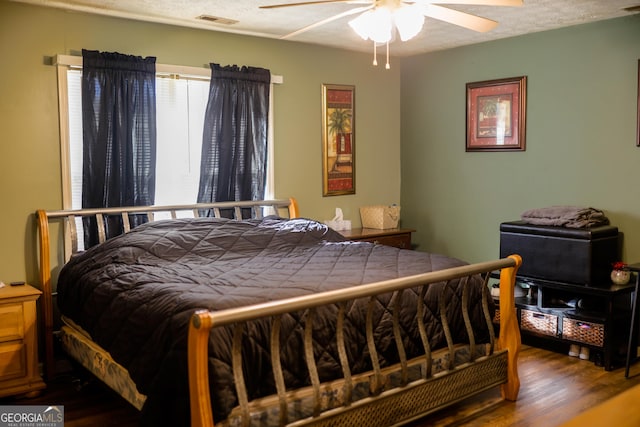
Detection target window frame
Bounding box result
[55,54,281,210]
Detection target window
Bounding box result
[154,76,208,206]
[57,55,277,212]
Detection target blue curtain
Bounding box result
[197,63,270,215]
[81,49,157,246]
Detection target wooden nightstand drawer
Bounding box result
[0,304,25,342]
[360,233,412,249]
[0,284,46,398]
[0,342,26,381]
[339,228,415,250]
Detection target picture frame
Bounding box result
[636,59,639,147]
[466,76,527,152]
[322,84,355,196]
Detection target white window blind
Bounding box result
[66,69,84,213]
[154,76,208,206]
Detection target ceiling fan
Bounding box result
[260,0,523,52]
[260,0,523,67]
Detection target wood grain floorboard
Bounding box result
[411,345,640,426]
[1,345,639,426]
[0,373,140,426]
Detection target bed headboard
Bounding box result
[37,198,298,261]
[35,197,298,379]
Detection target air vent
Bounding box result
[196,15,238,25]
[623,5,640,12]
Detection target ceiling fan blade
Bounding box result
[423,4,498,32]
[424,0,522,6]
[260,0,367,9]
[280,5,373,39]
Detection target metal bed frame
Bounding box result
[35,198,521,426]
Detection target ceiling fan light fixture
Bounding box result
[370,8,394,43]
[394,4,425,41]
[348,7,393,43]
[349,3,425,44]
[348,10,373,40]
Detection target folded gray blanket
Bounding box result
[521,206,609,228]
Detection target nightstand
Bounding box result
[0,283,46,398]
[339,228,415,249]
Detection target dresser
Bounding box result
[0,283,46,398]
[339,228,415,249]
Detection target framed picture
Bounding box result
[322,84,355,196]
[466,76,527,152]
[636,59,639,147]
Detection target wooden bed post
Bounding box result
[288,197,300,218]
[36,209,55,381]
[189,310,215,427]
[497,254,522,401]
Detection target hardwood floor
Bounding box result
[2,345,640,426]
[412,344,640,426]
[0,374,140,426]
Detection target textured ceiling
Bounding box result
[10,0,640,56]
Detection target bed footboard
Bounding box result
[188,255,522,427]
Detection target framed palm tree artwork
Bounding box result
[322,84,355,196]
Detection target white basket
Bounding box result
[360,205,400,229]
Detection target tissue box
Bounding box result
[325,220,352,231]
[324,207,351,231]
[360,205,400,229]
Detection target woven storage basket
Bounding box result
[360,205,400,229]
[562,318,604,347]
[520,309,558,337]
[493,308,501,324]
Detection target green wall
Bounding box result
[0,2,401,284]
[2,0,639,286]
[401,15,640,265]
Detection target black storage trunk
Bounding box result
[500,221,619,286]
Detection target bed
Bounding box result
[36,198,522,426]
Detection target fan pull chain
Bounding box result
[372,41,377,66]
[386,41,390,69]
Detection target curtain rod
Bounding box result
[54,54,284,84]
